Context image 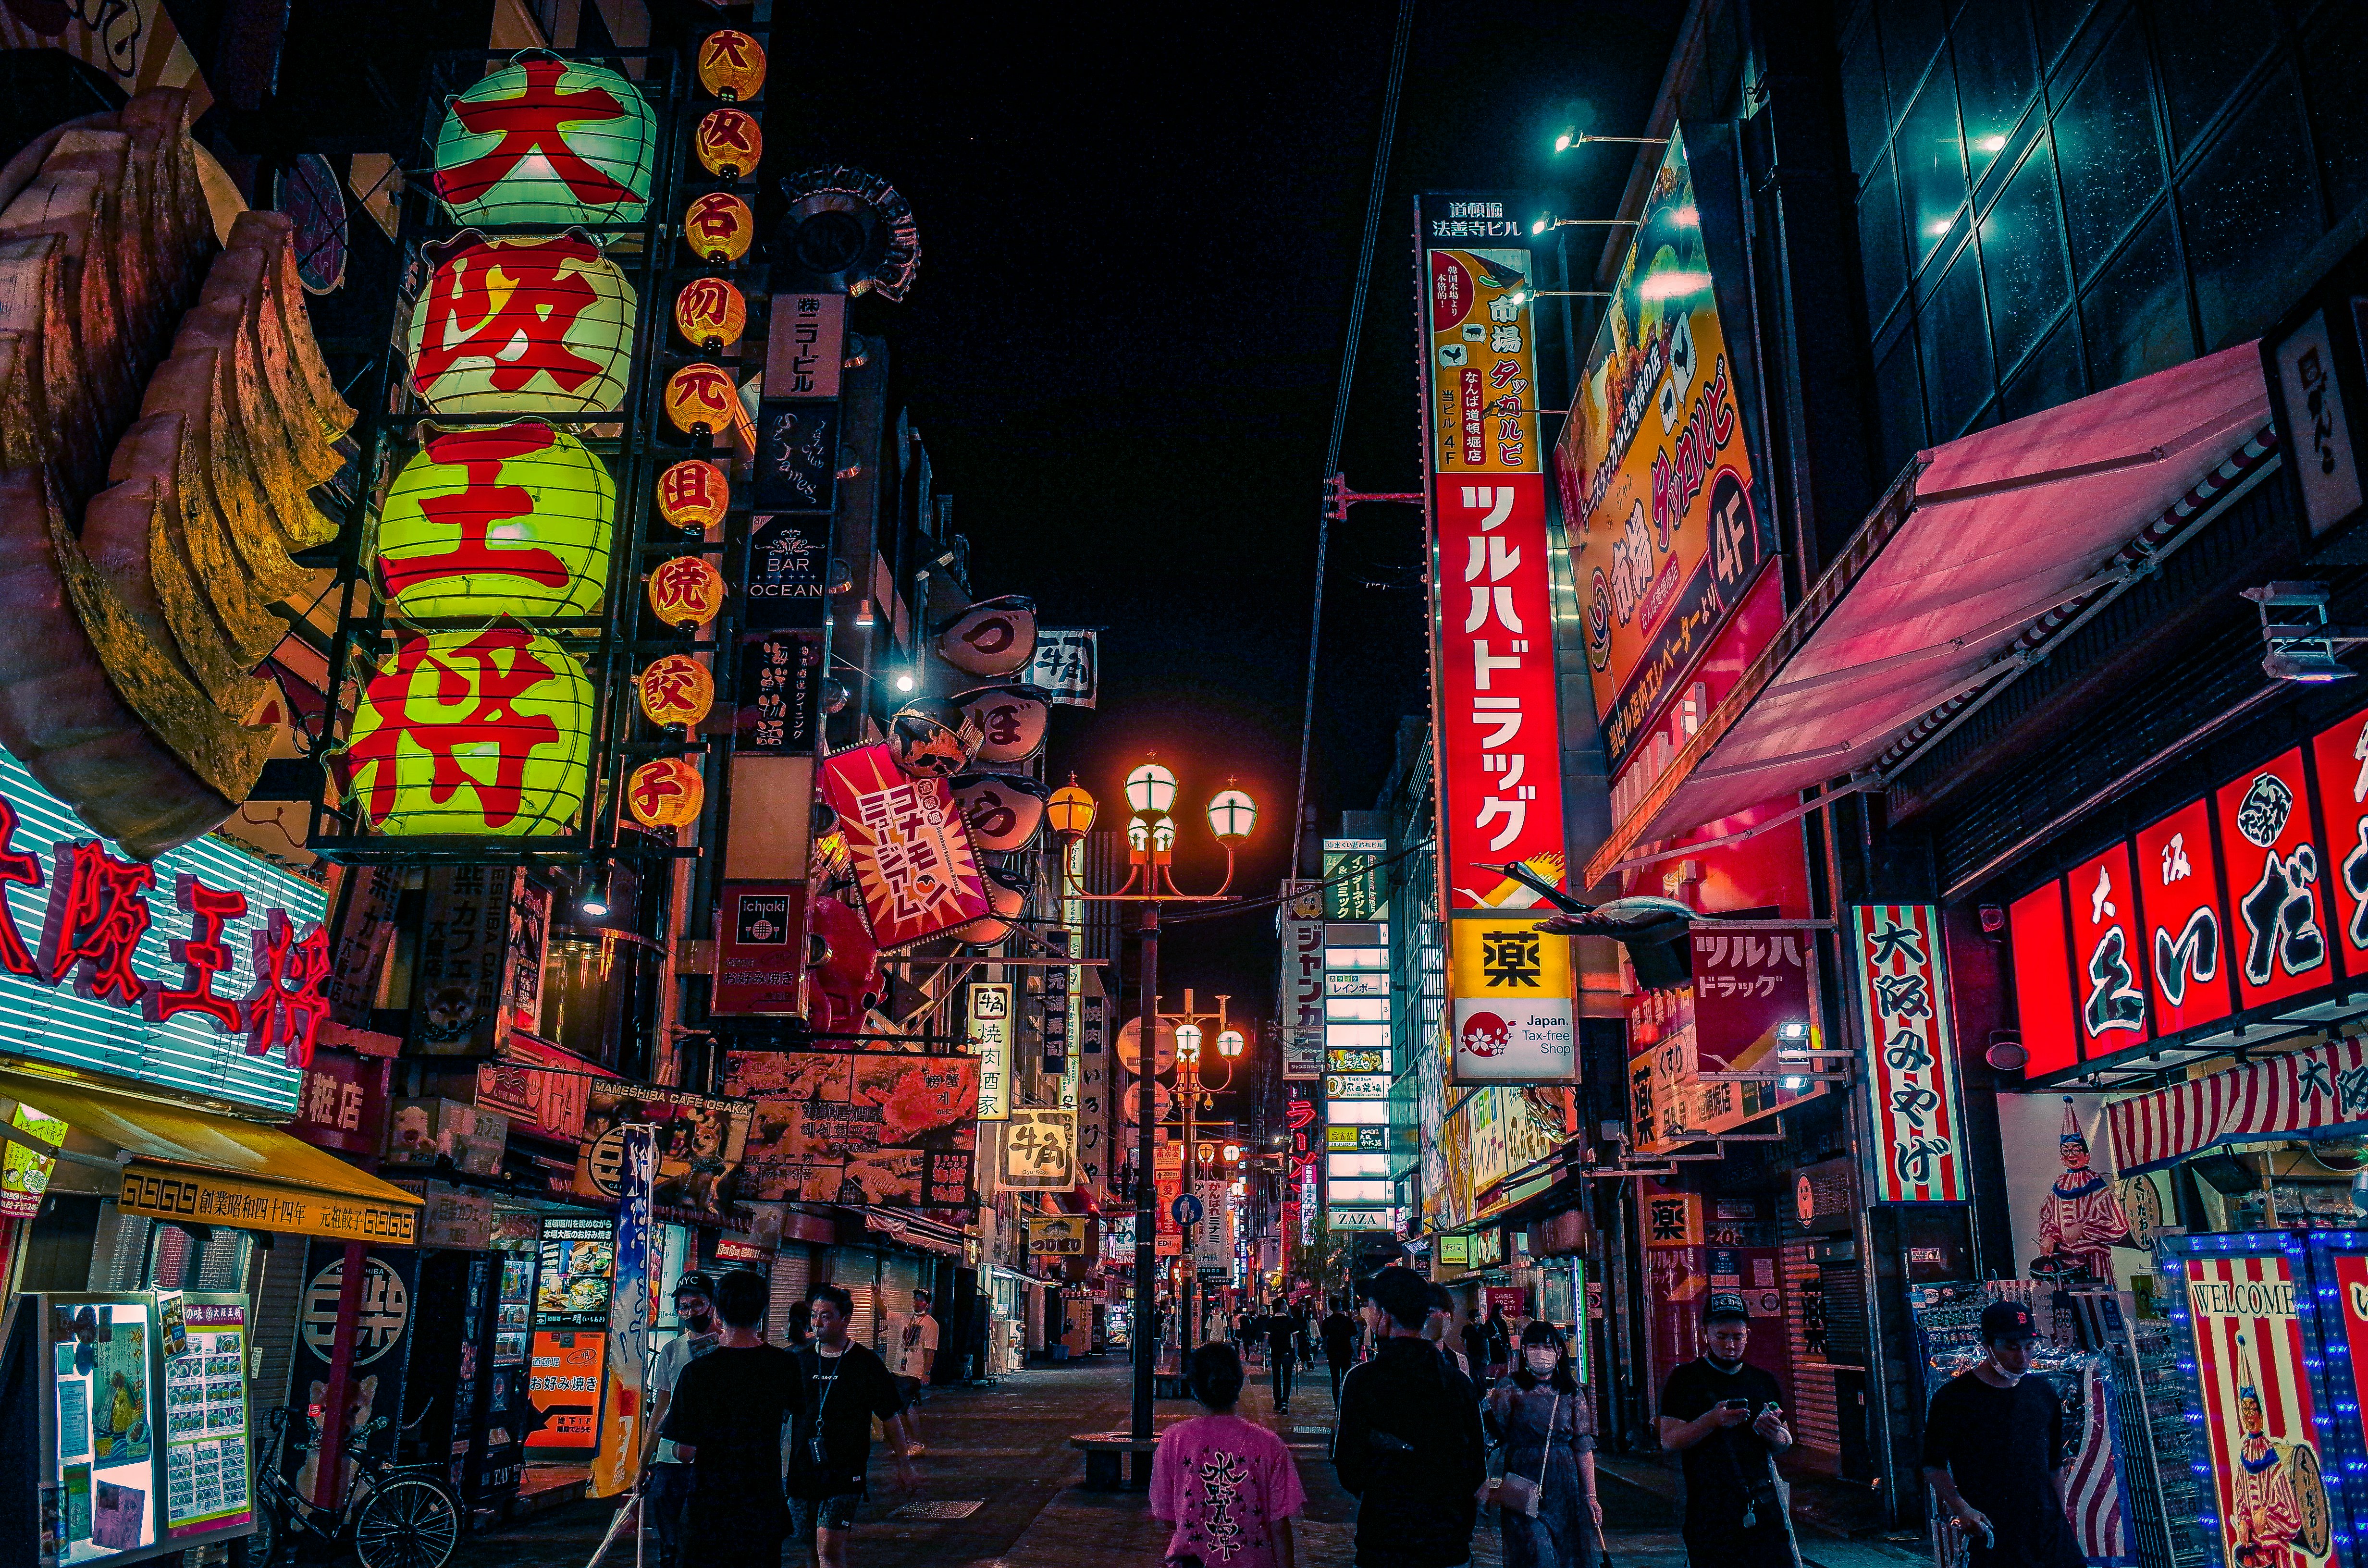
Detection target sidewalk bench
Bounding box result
[1069,1431,1159,1490]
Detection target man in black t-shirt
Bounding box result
[659,1270,804,1568]
[1657,1297,1800,1568]
[1321,1299,1358,1399]
[1924,1300,2084,1568]
[1261,1300,1298,1412]
[790,1284,918,1568]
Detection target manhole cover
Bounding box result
[886,1500,985,1521]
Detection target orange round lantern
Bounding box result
[647,554,725,626]
[663,362,739,436]
[695,109,762,179]
[683,191,752,262]
[638,653,715,727]
[696,30,766,100]
[657,458,729,531]
[673,276,745,349]
[627,755,705,828]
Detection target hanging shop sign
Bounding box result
[725,1050,980,1210]
[753,403,839,511]
[288,1051,391,1157]
[997,1107,1077,1192]
[345,628,594,838]
[571,1081,752,1223]
[1852,905,1967,1202]
[287,1244,419,1487]
[375,423,614,621]
[734,636,821,753]
[1322,839,1386,921]
[1027,629,1098,708]
[1029,1214,1088,1255]
[966,981,1012,1121]
[430,52,655,228]
[589,1123,653,1499]
[1278,882,1323,1080]
[696,29,768,101]
[674,275,746,350]
[1555,125,1775,779]
[711,882,802,1015]
[475,1033,594,1144]
[1625,927,1822,1154]
[0,747,328,1113]
[743,514,829,629]
[1414,198,1568,911]
[1448,916,1576,1084]
[2,1094,66,1216]
[765,290,846,400]
[409,867,525,1055]
[406,233,636,416]
[2010,701,2368,1079]
[817,742,992,951]
[117,1162,419,1243]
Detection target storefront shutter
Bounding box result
[880,1253,924,1330]
[249,1232,313,1420]
[767,1244,814,1336]
[829,1247,882,1351]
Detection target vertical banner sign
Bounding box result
[2180,1253,2335,1568]
[1279,883,1323,1079]
[1852,906,1967,1202]
[1156,1138,1184,1257]
[590,1124,653,1497]
[967,982,1012,1121]
[1416,196,1567,914]
[1448,918,1576,1084]
[1322,840,1386,919]
[1027,629,1099,708]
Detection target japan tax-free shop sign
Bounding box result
[0,744,329,1115]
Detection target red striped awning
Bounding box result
[2104,1035,2368,1173]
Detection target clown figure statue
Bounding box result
[2034,1097,2132,1283]
[2229,1335,2306,1568]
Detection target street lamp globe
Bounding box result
[1125,762,1178,815]
[1048,774,1097,840]
[1127,816,1151,854]
[1216,1028,1244,1059]
[1175,1023,1203,1061]
[1151,819,1177,854]
[1206,787,1257,842]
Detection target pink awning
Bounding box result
[1585,344,2274,885]
[2106,1034,2368,1174]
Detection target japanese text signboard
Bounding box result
[1625,927,1821,1153]
[1027,630,1099,708]
[818,742,992,950]
[967,981,1012,1121]
[1851,905,1967,1202]
[727,1050,979,1211]
[0,749,329,1115]
[1278,882,1323,1080]
[1414,196,1569,913]
[1448,917,1576,1084]
[1555,126,1775,779]
[997,1107,1077,1192]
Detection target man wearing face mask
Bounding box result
[642,1273,723,1568]
[1657,1297,1799,1568]
[1922,1301,2083,1568]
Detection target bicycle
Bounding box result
[246,1404,462,1568]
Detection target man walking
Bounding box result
[641,1272,721,1568]
[790,1284,920,1568]
[1321,1298,1358,1400]
[1924,1301,2084,1568]
[1458,1308,1490,1380]
[1333,1269,1487,1568]
[1423,1285,1472,1381]
[1658,1298,1799,1568]
[881,1287,938,1453]
[1262,1299,1299,1414]
[658,1270,804,1568]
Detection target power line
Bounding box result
[1288,0,1416,890]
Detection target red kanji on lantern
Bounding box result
[144,874,249,1030]
[413,235,615,399]
[379,425,571,600]
[664,363,738,435]
[647,555,725,626]
[657,458,729,528]
[246,909,332,1068]
[684,192,752,261]
[0,798,43,977]
[433,55,638,211]
[695,109,762,177]
[39,840,157,1006]
[345,627,569,829]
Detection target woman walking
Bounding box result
[1152,1342,1305,1568]
[1487,1323,1601,1568]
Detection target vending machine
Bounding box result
[2,1291,255,1567]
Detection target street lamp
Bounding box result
[1058,760,1258,1441]
[1216,1028,1244,1060]
[1048,773,1097,839]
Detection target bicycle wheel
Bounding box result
[351,1478,460,1568]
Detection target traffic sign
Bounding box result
[1172,1192,1204,1226]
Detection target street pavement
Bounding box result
[451,1350,1923,1568]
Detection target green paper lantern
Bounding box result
[377,421,614,621]
[431,51,655,228]
[344,626,593,838]
[406,231,637,416]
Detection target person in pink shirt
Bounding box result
[1152,1342,1306,1568]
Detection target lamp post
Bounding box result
[1053,761,1256,1444]
[1165,994,1244,1360]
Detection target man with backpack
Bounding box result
[1333,1268,1487,1568]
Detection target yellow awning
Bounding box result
[0,1066,421,1245]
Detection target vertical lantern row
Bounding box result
[318,48,684,854]
[626,27,767,834]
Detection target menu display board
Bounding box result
[161,1298,250,1539]
[524,1329,604,1454]
[43,1294,162,1564]
[534,1214,614,1329]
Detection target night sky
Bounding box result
[753,2,1686,1033]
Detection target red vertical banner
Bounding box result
[2215,748,2333,1009]
[1414,199,1568,913]
[2311,708,2368,970]
[2066,841,2152,1052]
[2134,798,2234,1036]
[1851,905,1966,1202]
[2008,882,2079,1077]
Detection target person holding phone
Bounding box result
[1656,1298,1800,1568]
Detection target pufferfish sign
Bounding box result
[1449,917,1577,1085]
